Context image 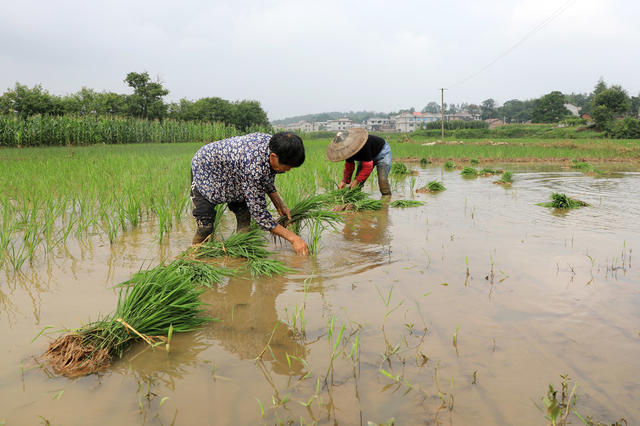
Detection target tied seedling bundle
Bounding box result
[494,171,514,186]
[324,188,382,212]
[391,200,424,208]
[538,193,590,209]
[417,180,446,193]
[191,229,292,277]
[42,263,213,377]
[277,194,342,233]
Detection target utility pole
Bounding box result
[440,88,446,141]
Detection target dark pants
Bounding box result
[190,173,251,231]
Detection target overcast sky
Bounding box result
[1,0,638,120]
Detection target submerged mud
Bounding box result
[1,163,639,424]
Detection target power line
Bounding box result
[447,0,578,90]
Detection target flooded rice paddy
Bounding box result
[1,162,639,425]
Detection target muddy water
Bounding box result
[1,163,639,425]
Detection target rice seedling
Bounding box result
[538,193,590,209]
[390,162,411,176]
[247,259,292,277]
[419,158,431,166]
[171,259,237,287]
[444,161,456,169]
[461,167,478,177]
[478,167,499,176]
[417,180,446,193]
[391,200,424,208]
[277,194,342,233]
[497,171,514,185]
[42,263,212,377]
[350,198,383,211]
[571,159,601,174]
[470,158,480,165]
[192,229,273,260]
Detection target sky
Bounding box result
[1,0,638,120]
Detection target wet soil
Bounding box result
[1,163,639,425]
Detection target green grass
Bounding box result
[538,193,590,209]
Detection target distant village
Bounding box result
[275,104,582,133]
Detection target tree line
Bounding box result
[0,72,271,131]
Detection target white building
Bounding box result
[325,118,355,131]
[392,112,440,132]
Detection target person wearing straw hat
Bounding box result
[325,128,392,195]
[190,131,309,255]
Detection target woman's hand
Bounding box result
[349,180,361,189]
[338,181,347,190]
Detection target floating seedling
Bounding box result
[419,157,431,166]
[460,167,478,178]
[417,180,446,193]
[444,161,456,169]
[494,171,513,186]
[391,200,424,208]
[470,158,479,165]
[571,159,601,175]
[391,162,411,176]
[479,167,501,176]
[538,193,590,209]
[41,263,213,377]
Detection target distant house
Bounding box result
[277,121,314,132]
[325,118,355,131]
[393,112,440,132]
[564,103,580,116]
[446,111,473,121]
[365,117,395,132]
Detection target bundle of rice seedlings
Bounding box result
[277,194,342,232]
[193,229,273,260]
[323,187,369,205]
[391,162,410,176]
[43,264,212,377]
[461,167,478,177]
[494,171,514,186]
[171,258,237,288]
[391,200,424,208]
[248,259,292,277]
[470,158,480,165]
[571,159,601,174]
[538,193,590,209]
[444,161,456,169]
[479,167,498,176]
[417,180,446,193]
[420,158,431,166]
[352,198,383,211]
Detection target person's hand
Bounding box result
[337,181,347,190]
[349,180,360,190]
[291,235,309,255]
[278,205,292,227]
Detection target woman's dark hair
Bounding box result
[269,132,305,167]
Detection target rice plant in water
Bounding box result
[416,179,445,192]
[571,159,601,174]
[444,161,456,169]
[461,167,478,177]
[479,167,498,175]
[419,158,431,166]
[390,162,410,176]
[470,158,480,165]
[538,193,590,209]
[391,200,424,208]
[43,263,212,377]
[500,171,513,183]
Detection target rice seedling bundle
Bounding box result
[444,161,456,169]
[571,159,601,174]
[390,162,411,176]
[470,158,480,165]
[499,171,513,183]
[390,200,424,208]
[479,167,498,175]
[43,263,212,377]
[538,193,590,209]
[461,167,478,177]
[277,194,342,232]
[417,180,446,193]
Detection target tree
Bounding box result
[193,97,234,123]
[631,95,640,118]
[231,100,269,130]
[531,91,569,123]
[591,105,614,131]
[124,71,169,120]
[480,99,497,120]
[592,86,631,116]
[466,104,481,119]
[0,83,62,117]
[422,102,440,113]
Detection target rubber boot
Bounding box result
[234,207,252,233]
[378,164,392,196]
[192,222,213,245]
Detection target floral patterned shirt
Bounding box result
[191,133,278,230]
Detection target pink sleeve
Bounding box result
[356,161,374,182]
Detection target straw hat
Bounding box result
[325,128,369,162]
